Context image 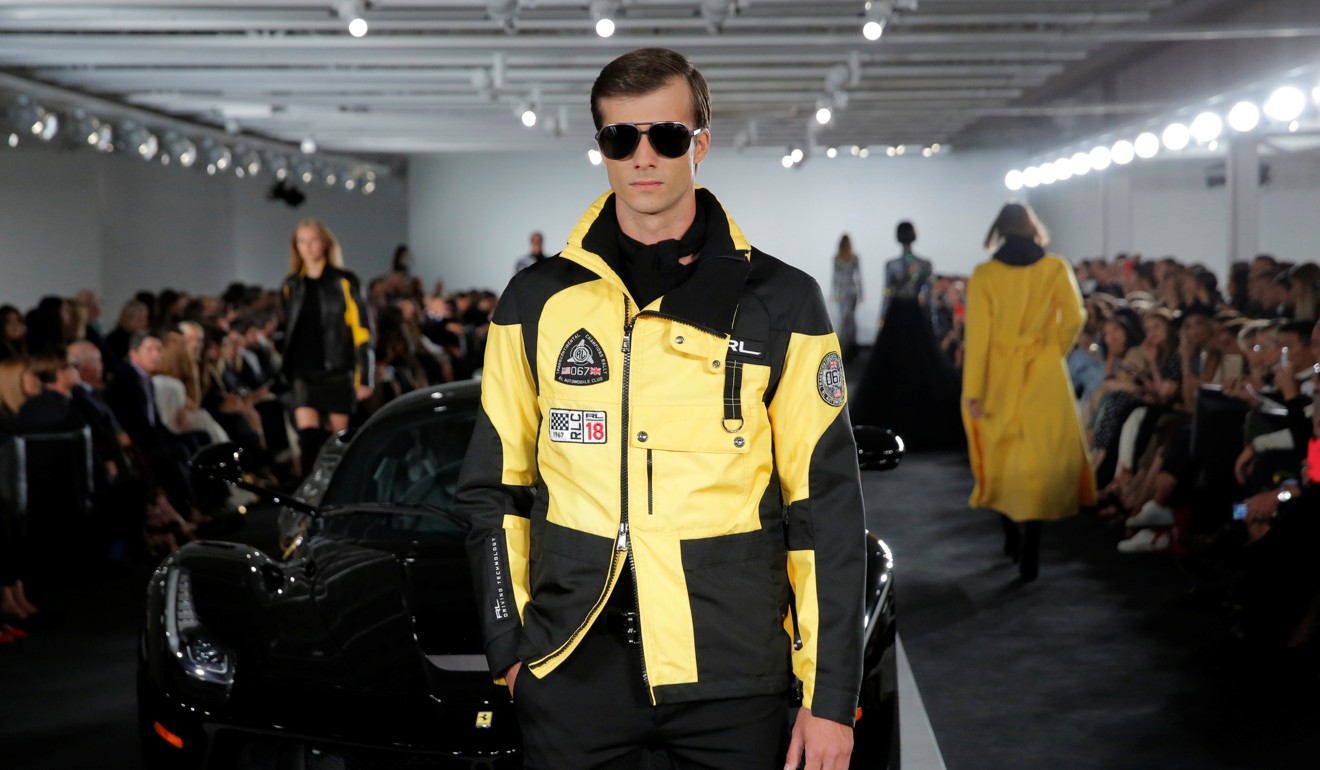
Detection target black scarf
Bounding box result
[608,196,716,310]
[992,235,1046,267]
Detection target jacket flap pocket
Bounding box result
[629,404,751,454]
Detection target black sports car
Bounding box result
[137,380,900,769]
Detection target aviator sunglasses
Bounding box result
[594,122,705,161]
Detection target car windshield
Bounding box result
[320,397,478,512]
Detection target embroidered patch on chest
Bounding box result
[555,329,609,386]
[817,351,845,407]
[549,408,608,444]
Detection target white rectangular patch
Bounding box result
[549,408,608,444]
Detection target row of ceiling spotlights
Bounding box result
[1005,84,1314,191]
[578,142,942,166]
[5,96,381,194]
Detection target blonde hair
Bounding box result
[0,358,29,416]
[289,219,345,274]
[157,331,201,403]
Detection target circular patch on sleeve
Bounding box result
[816,351,845,407]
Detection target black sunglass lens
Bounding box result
[598,125,640,160]
[648,123,692,158]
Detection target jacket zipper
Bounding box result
[620,298,652,697]
[646,450,654,516]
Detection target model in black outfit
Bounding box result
[852,221,964,450]
[278,219,375,473]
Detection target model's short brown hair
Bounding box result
[590,48,711,131]
[984,201,1050,250]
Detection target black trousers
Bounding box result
[514,619,789,770]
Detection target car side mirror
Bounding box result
[854,426,904,472]
[191,442,320,517]
[192,441,244,484]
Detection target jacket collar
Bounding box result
[992,235,1046,267]
[561,187,752,337]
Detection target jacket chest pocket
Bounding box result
[628,402,760,536]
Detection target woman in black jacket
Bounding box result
[279,219,375,473]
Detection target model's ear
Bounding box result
[693,127,711,168]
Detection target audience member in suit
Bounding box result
[14,353,86,434]
[105,331,201,524]
[69,343,182,556]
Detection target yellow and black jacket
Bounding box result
[279,265,375,390]
[458,188,866,726]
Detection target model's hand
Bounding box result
[965,399,982,419]
[505,661,521,697]
[783,707,853,770]
[355,384,373,401]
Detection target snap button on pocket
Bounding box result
[712,360,721,369]
[733,437,745,448]
[637,431,648,442]
[675,336,685,344]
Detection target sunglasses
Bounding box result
[594,122,704,161]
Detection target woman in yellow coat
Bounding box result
[962,202,1097,580]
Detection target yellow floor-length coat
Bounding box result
[962,254,1097,521]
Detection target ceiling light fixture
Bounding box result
[300,136,317,154]
[203,142,232,175]
[1263,86,1305,123]
[1161,122,1190,151]
[1005,170,1024,191]
[166,134,197,168]
[13,97,59,141]
[486,0,521,33]
[1189,111,1223,144]
[517,102,537,128]
[122,123,158,160]
[1227,101,1260,132]
[335,1,369,37]
[1069,152,1091,176]
[1134,131,1159,159]
[591,1,618,38]
[1111,139,1135,165]
[1089,145,1112,171]
[862,1,894,42]
[701,0,732,33]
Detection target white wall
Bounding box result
[1032,150,1320,275]
[0,144,408,317]
[409,148,1021,345]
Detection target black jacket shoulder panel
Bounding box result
[494,257,600,327]
[746,248,832,336]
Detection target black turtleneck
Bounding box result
[992,235,1046,267]
[606,196,715,309]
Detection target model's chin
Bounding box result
[619,190,671,216]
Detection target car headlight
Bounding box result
[164,568,236,690]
